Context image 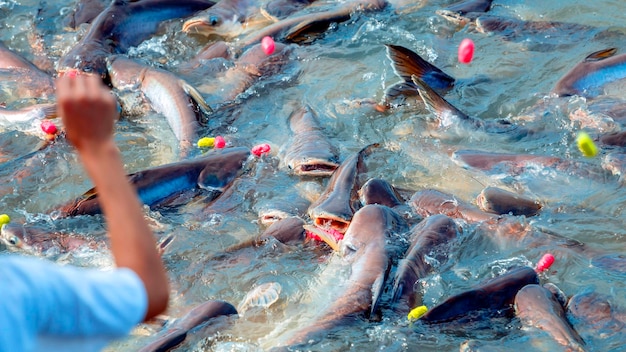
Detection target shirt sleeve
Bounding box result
[0,255,148,351]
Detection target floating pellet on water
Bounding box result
[214,136,226,149]
[407,305,428,321]
[41,120,57,135]
[197,137,215,148]
[0,214,10,226]
[577,131,598,157]
[261,36,275,55]
[251,143,271,157]
[458,38,475,64]
[237,282,282,313]
[535,253,555,272]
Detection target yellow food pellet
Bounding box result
[407,305,428,321]
[0,214,10,226]
[577,132,598,157]
[197,137,215,148]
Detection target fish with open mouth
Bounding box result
[54,147,251,217]
[277,204,409,348]
[410,188,499,223]
[281,105,340,177]
[307,143,379,241]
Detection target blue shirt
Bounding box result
[0,255,147,352]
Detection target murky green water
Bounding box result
[1,0,626,351]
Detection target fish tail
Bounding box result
[385,44,454,89]
[411,75,471,123]
[39,103,58,119]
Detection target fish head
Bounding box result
[182,10,244,39]
[57,39,111,80]
[0,223,37,253]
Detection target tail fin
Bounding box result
[411,75,472,127]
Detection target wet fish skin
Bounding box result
[410,189,499,223]
[62,0,109,29]
[282,105,340,177]
[219,216,306,254]
[307,144,379,234]
[0,222,95,255]
[281,204,408,347]
[58,0,215,77]
[56,147,250,217]
[552,48,626,98]
[391,214,459,311]
[139,300,237,352]
[358,178,405,208]
[0,103,57,123]
[0,41,54,99]
[567,291,626,338]
[107,55,211,152]
[476,186,542,217]
[182,0,263,39]
[515,284,585,351]
[420,266,539,323]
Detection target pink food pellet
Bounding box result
[214,136,226,148]
[41,120,57,135]
[458,38,475,64]
[251,143,271,157]
[535,253,555,272]
[261,36,275,55]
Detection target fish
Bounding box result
[217,216,307,255]
[279,204,408,348]
[107,55,212,154]
[58,0,215,77]
[182,0,274,40]
[419,266,539,324]
[435,0,492,27]
[552,48,626,98]
[566,290,626,340]
[514,284,585,351]
[476,186,542,217]
[175,40,233,77]
[474,15,594,44]
[411,75,523,135]
[0,222,100,255]
[410,189,499,223]
[0,41,54,100]
[307,143,379,235]
[191,41,293,106]
[239,0,386,47]
[599,131,626,147]
[281,105,340,177]
[0,103,57,125]
[62,0,110,29]
[381,44,455,109]
[390,214,460,312]
[139,300,237,352]
[358,178,406,209]
[55,147,251,217]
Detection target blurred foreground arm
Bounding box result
[55,73,169,321]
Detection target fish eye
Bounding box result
[209,15,220,26]
[8,236,20,246]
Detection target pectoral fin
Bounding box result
[411,75,471,123]
[370,258,391,318]
[181,81,213,124]
[584,48,617,62]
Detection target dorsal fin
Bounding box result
[385,44,454,90]
[585,48,617,62]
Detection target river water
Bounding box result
[1,0,626,351]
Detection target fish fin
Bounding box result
[370,258,391,318]
[181,81,213,122]
[385,44,454,90]
[584,48,617,62]
[285,13,352,43]
[81,187,98,200]
[383,82,420,102]
[411,75,472,125]
[40,103,58,119]
[258,7,280,23]
[157,234,175,256]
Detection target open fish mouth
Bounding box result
[0,223,34,253]
[303,225,343,251]
[292,162,339,176]
[313,216,351,235]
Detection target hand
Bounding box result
[55,72,119,153]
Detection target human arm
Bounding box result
[55,73,169,321]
